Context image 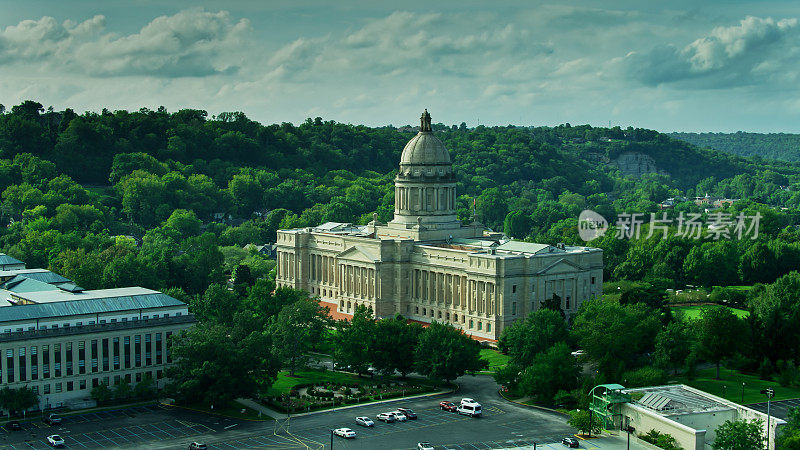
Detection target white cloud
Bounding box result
[0,9,251,77]
[622,16,800,87]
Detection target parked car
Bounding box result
[418,442,435,450]
[396,408,417,419]
[460,398,475,406]
[188,443,208,450]
[390,411,408,422]
[439,401,457,412]
[376,412,395,423]
[355,416,374,427]
[562,437,579,448]
[457,401,482,417]
[6,421,21,431]
[47,435,65,447]
[43,414,62,425]
[333,428,356,438]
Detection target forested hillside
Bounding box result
[0,100,798,297]
[670,131,800,162]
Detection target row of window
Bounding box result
[30,370,164,397]
[411,306,492,332]
[3,313,183,334]
[1,332,172,383]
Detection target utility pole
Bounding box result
[330,429,333,449]
[760,388,774,450]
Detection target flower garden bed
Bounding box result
[260,369,438,413]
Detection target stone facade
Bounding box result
[276,111,603,341]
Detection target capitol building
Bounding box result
[276,110,603,342]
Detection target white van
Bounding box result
[457,401,482,417]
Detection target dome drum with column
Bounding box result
[389,109,461,229]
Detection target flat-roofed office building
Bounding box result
[0,268,194,410]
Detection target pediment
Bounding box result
[537,258,584,275]
[336,246,380,264]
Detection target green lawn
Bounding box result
[673,367,800,404]
[480,348,510,372]
[718,285,752,292]
[671,304,749,320]
[265,368,440,397]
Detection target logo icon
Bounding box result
[578,210,608,242]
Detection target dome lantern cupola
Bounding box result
[399,109,451,167]
[391,109,458,227]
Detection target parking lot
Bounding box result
[0,405,226,449]
[0,375,580,449]
[747,398,800,421]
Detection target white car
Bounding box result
[355,416,374,427]
[390,411,408,422]
[418,442,435,450]
[333,428,356,439]
[47,435,65,447]
[460,398,476,406]
[376,412,395,423]
[457,401,482,417]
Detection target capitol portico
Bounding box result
[276,110,603,341]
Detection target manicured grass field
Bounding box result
[671,304,749,320]
[673,367,800,404]
[480,348,510,372]
[265,368,440,397]
[266,369,368,396]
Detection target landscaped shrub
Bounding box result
[640,429,682,450]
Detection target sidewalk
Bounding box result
[500,434,660,449]
[235,385,455,420]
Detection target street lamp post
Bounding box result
[741,382,745,404]
[760,388,774,450]
[330,429,334,449]
[624,425,635,450]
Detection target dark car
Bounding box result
[43,414,62,425]
[439,401,457,412]
[6,421,21,431]
[396,408,417,419]
[562,437,579,448]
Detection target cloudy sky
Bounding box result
[1,0,798,132]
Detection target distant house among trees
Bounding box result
[244,243,277,259]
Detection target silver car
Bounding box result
[355,416,374,427]
[390,411,408,422]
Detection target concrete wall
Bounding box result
[621,403,706,450]
[670,409,736,445]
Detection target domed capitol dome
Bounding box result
[399,109,451,166]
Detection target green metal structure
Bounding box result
[589,384,631,430]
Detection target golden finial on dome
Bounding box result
[419,109,432,132]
